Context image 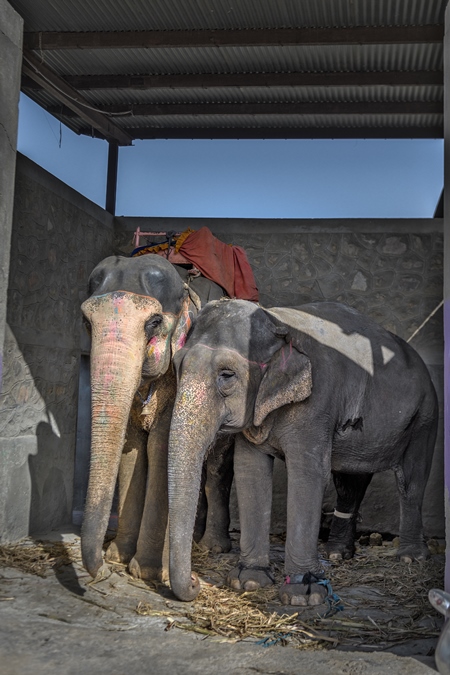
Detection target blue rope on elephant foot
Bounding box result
[285,571,344,617]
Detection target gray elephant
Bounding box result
[80,254,233,582]
[167,299,438,604]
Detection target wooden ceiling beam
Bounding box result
[38,70,442,90]
[24,25,443,51]
[51,100,442,116]
[21,50,133,145]
[79,125,444,140]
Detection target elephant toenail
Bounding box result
[243,580,260,591]
[329,552,343,561]
[309,592,325,605]
[290,594,308,606]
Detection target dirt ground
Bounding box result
[0,527,444,675]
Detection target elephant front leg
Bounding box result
[325,471,373,561]
[198,434,234,554]
[226,434,275,592]
[129,409,172,582]
[280,446,330,607]
[105,424,147,565]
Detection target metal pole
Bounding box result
[105,141,119,215]
[444,3,450,592]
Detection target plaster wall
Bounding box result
[0,154,114,542]
[0,0,22,392]
[117,217,445,538]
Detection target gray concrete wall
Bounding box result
[117,217,444,538]
[0,154,114,543]
[0,0,22,392]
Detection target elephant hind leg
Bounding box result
[325,471,373,561]
[394,421,436,562]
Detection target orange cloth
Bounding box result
[177,227,259,302]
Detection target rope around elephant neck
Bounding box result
[136,383,154,406]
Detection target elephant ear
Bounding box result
[253,342,312,427]
[171,288,199,355]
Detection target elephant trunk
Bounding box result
[81,308,146,578]
[168,385,222,601]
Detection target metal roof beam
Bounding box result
[39,70,443,90]
[51,101,442,116]
[21,50,133,145]
[79,126,443,140]
[24,25,444,51]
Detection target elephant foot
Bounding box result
[105,539,136,565]
[397,543,430,563]
[324,541,355,561]
[227,564,274,591]
[279,572,328,607]
[198,531,232,555]
[90,563,112,583]
[128,556,168,583]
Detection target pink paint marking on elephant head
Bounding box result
[174,309,194,351]
[279,342,293,372]
[143,314,177,377]
[82,291,165,400]
[147,335,162,364]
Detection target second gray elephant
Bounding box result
[167,299,438,604]
[80,254,233,582]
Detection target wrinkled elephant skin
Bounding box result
[168,299,438,604]
[80,255,233,582]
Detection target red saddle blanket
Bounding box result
[134,227,259,302]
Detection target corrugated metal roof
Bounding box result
[9,0,446,32]
[12,0,446,140]
[41,43,443,77]
[75,85,441,107]
[116,113,443,130]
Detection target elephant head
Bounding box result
[168,299,312,601]
[80,255,197,578]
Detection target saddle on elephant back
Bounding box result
[131,226,259,302]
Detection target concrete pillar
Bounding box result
[0,0,23,391]
[444,5,450,591]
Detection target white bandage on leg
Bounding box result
[333,509,353,519]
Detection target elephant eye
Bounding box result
[218,369,236,393]
[145,315,163,336]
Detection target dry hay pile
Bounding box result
[0,539,81,577]
[0,534,444,651]
[135,536,445,650]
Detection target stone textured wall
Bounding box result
[117,217,444,537]
[0,155,114,542]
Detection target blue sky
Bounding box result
[17,93,444,218]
